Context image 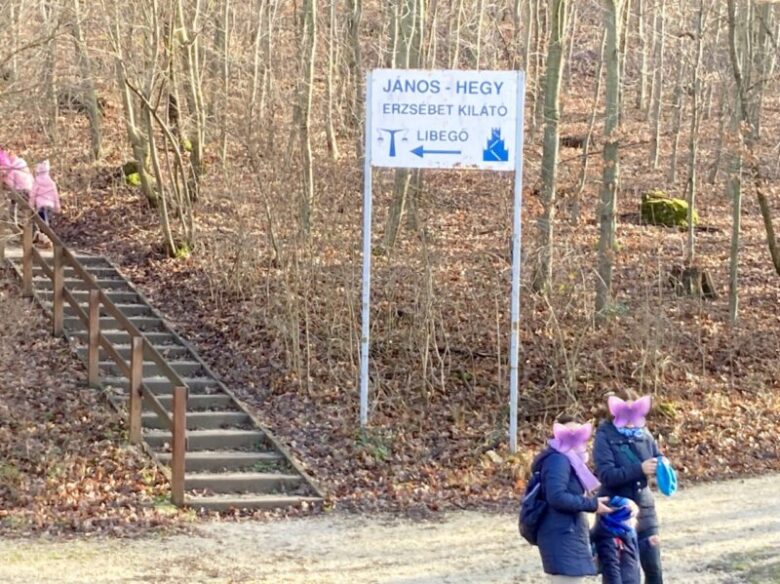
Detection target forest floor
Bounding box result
[37,112,780,513]
[0,473,778,583]
[0,266,179,536]
[2,66,780,514]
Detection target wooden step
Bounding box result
[34,276,131,291]
[103,375,220,395]
[77,344,191,363]
[152,393,236,411]
[65,315,165,332]
[70,254,112,267]
[71,330,177,346]
[34,265,121,279]
[100,360,205,377]
[144,429,269,451]
[39,288,141,304]
[115,392,236,412]
[10,248,323,509]
[185,472,303,494]
[43,300,154,318]
[141,411,250,430]
[185,494,321,512]
[156,451,284,472]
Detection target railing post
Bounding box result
[22,217,33,297]
[128,336,144,444]
[0,194,7,263]
[171,385,187,507]
[88,290,101,387]
[52,245,64,336]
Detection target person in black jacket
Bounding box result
[593,391,665,584]
[533,416,613,583]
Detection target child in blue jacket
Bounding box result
[592,391,666,584]
[592,496,641,584]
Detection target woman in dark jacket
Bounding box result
[533,417,612,583]
[593,393,665,584]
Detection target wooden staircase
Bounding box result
[2,199,323,512]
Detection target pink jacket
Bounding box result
[30,160,61,212]
[2,153,34,193]
[0,149,10,181]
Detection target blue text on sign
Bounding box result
[455,81,504,95]
[417,130,469,142]
[381,78,505,95]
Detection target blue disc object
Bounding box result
[656,456,678,496]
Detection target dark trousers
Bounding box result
[638,535,663,584]
[595,532,641,584]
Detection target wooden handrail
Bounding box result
[52,245,64,336]
[11,191,181,424]
[171,385,187,506]
[128,336,143,444]
[22,217,33,297]
[31,245,53,279]
[10,189,187,506]
[87,290,100,387]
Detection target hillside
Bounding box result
[1,0,779,512]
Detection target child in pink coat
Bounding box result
[3,152,34,193]
[30,160,61,221]
[30,160,61,246]
[1,149,34,228]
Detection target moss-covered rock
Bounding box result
[640,190,699,228]
[125,172,141,187]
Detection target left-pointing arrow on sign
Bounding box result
[411,145,462,158]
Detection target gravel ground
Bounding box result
[0,473,778,583]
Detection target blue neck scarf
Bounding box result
[614,424,645,439]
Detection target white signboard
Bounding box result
[369,69,522,171]
[360,68,526,453]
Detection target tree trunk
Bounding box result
[384,0,426,250]
[574,29,607,222]
[726,0,744,324]
[175,0,206,198]
[41,0,59,142]
[635,0,648,112]
[325,0,340,160]
[668,40,686,186]
[298,0,317,234]
[107,2,157,207]
[685,1,705,265]
[71,0,102,160]
[649,0,665,168]
[533,0,567,293]
[595,0,622,321]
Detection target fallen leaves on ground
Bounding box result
[0,270,185,536]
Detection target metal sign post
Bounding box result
[359,72,374,428]
[360,69,526,453]
[509,79,526,454]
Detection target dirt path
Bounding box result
[1,474,778,583]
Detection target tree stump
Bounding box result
[669,265,718,300]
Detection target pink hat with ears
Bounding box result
[5,154,33,193]
[608,395,652,428]
[0,149,11,176]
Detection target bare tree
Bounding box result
[596,0,623,320]
[70,0,102,161]
[533,0,568,293]
[296,0,318,233]
[685,1,707,265]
